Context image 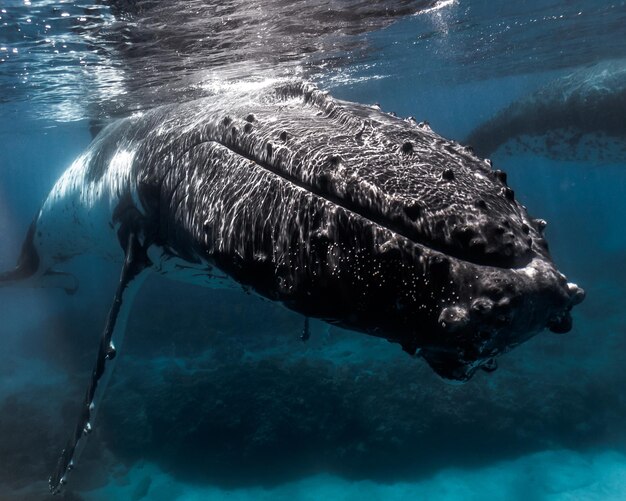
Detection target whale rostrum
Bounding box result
[0,81,584,493]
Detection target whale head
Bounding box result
[128,82,585,381]
[1,80,587,497]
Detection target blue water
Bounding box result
[1,1,626,500]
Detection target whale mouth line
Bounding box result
[183,137,530,270]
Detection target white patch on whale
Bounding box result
[35,147,139,270]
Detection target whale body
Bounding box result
[466,60,626,163]
[0,81,584,491]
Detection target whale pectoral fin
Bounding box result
[49,233,151,494]
[301,316,310,342]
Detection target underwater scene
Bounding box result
[1,1,626,500]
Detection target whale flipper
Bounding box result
[49,233,151,494]
[301,317,310,342]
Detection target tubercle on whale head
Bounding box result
[409,253,585,382]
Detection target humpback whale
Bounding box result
[466,60,626,163]
[0,81,584,493]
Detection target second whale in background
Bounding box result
[466,60,626,163]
